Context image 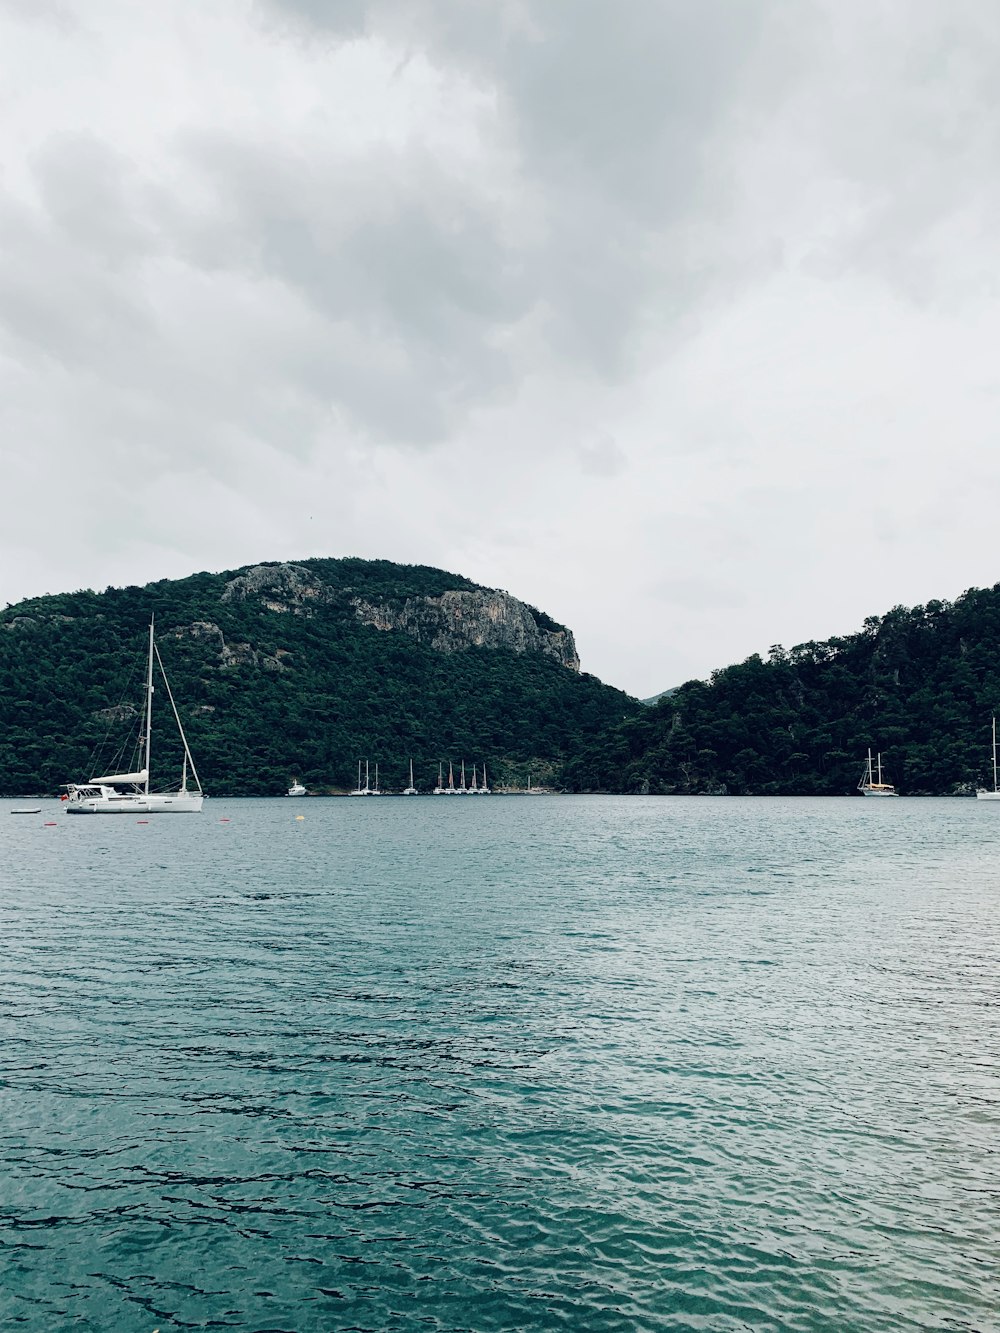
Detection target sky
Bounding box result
[2,0,999,698]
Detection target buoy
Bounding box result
[295,814,305,821]
[43,822,57,827]
[219,818,231,823]
[137,820,149,825]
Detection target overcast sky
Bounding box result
[2,1,998,697]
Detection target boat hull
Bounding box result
[66,793,204,814]
[975,789,1000,800]
[860,788,898,797]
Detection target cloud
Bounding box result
[2,0,1000,699]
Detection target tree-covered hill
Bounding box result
[0,558,638,795]
[562,587,1000,796]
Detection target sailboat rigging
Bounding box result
[64,616,204,814]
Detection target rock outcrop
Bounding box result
[171,620,288,671]
[352,589,579,671]
[221,563,333,614]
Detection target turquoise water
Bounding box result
[1,796,998,1331]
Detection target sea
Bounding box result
[1,795,998,1332]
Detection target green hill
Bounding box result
[0,558,639,796]
[562,587,1000,796]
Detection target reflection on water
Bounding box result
[1,796,998,1330]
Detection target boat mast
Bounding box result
[144,615,155,796]
[153,640,203,794]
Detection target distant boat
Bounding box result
[11,808,41,815]
[403,760,418,796]
[480,762,491,795]
[446,761,457,795]
[63,616,204,814]
[433,762,444,795]
[858,748,897,797]
[976,717,1000,800]
[371,762,382,796]
[287,779,307,797]
[350,759,372,796]
[459,760,468,794]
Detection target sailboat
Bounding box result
[403,760,418,796]
[433,762,444,795]
[371,762,382,796]
[480,762,491,795]
[976,717,1000,800]
[350,759,371,796]
[858,748,897,797]
[287,779,307,797]
[64,616,204,814]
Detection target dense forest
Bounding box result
[0,558,637,796]
[562,587,1000,795]
[7,563,1000,797]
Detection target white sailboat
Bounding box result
[371,762,382,796]
[287,779,307,797]
[433,762,444,795]
[858,748,897,797]
[976,717,1000,800]
[350,759,373,796]
[459,760,468,794]
[64,616,204,814]
[479,761,491,795]
[403,760,418,796]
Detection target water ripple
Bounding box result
[1,796,998,1330]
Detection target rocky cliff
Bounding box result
[352,589,579,671]
[221,563,579,670]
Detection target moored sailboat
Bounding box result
[976,717,1000,800]
[403,759,418,795]
[64,616,204,814]
[858,748,897,797]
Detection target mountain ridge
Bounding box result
[0,556,637,796]
[562,584,1000,795]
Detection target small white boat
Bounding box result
[976,717,1000,800]
[858,748,897,797]
[64,616,204,815]
[11,808,41,815]
[403,760,418,795]
[433,762,444,795]
[287,779,307,797]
